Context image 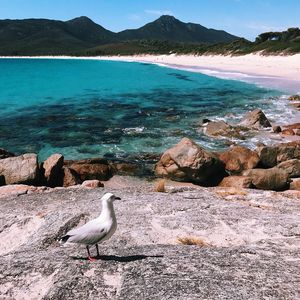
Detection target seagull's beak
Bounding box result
[115,197,121,200]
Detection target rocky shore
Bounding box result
[1,105,300,195]
[1,103,300,299]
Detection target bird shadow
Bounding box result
[71,254,164,262]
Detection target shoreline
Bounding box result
[1,53,300,93]
[1,53,300,155]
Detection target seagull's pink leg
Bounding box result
[86,245,96,261]
[96,244,100,258]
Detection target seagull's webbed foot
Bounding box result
[88,256,97,262]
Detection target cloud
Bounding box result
[144,9,174,16]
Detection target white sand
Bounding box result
[101,53,300,80]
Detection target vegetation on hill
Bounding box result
[82,33,300,56]
[0,16,298,56]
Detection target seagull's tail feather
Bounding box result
[59,235,72,244]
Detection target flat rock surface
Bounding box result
[0,183,299,299]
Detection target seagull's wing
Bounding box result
[61,219,110,245]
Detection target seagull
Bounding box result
[60,192,121,261]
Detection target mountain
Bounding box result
[118,15,238,44]
[0,16,116,55]
[65,16,117,45]
[0,15,239,55]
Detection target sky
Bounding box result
[0,0,299,40]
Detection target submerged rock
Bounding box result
[155,138,225,185]
[239,109,271,129]
[0,153,39,185]
[219,146,260,174]
[243,167,290,191]
[204,120,246,139]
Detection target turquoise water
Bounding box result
[0,59,284,160]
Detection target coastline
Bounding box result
[2,53,300,93]
[98,54,300,94]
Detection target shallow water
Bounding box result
[0,59,294,160]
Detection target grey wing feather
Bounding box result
[65,219,108,245]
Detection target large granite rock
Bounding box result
[239,109,271,129]
[257,141,300,168]
[42,154,64,187]
[155,138,225,185]
[63,167,82,187]
[243,167,290,191]
[277,159,300,178]
[0,153,39,185]
[0,187,299,299]
[65,158,113,181]
[218,175,253,188]
[219,146,260,174]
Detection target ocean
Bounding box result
[0,58,295,161]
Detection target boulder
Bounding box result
[290,178,300,190]
[65,158,113,181]
[205,121,230,136]
[42,154,64,187]
[257,141,300,168]
[0,154,39,185]
[243,167,290,191]
[204,121,245,138]
[282,123,300,130]
[281,123,300,136]
[218,176,253,188]
[155,138,225,185]
[219,146,260,174]
[277,159,300,178]
[82,180,104,188]
[239,109,271,129]
[288,95,300,101]
[272,125,281,133]
[0,148,15,159]
[290,102,300,111]
[63,167,81,187]
[294,129,300,136]
[281,129,295,136]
